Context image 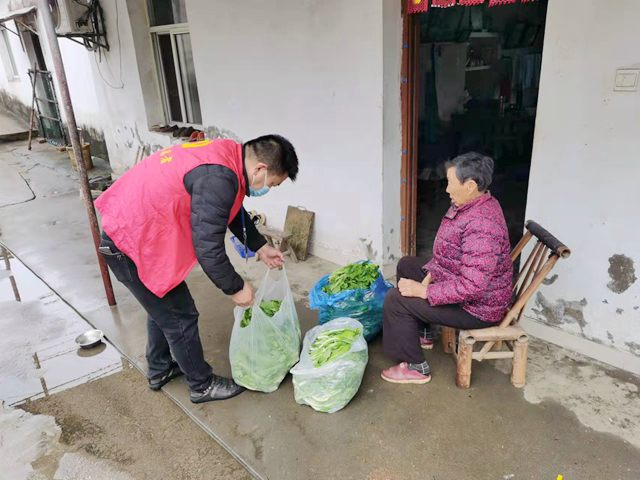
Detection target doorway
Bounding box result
[401,1,549,259]
[29,32,46,70]
[21,30,67,145]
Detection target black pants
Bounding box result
[383,256,494,364]
[99,232,213,392]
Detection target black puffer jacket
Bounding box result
[183,164,267,296]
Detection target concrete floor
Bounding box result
[0,255,250,480]
[1,139,640,479]
[0,251,122,407]
[15,359,252,480]
[0,108,33,142]
[3,367,252,480]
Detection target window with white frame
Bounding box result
[148,0,202,125]
[0,24,20,81]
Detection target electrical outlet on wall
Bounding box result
[614,68,639,92]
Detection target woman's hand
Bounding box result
[421,273,432,287]
[398,278,428,300]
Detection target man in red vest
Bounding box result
[95,135,299,403]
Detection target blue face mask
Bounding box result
[250,169,270,197]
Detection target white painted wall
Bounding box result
[0,17,34,107]
[0,1,103,139]
[85,0,175,172]
[58,39,103,133]
[2,0,405,267]
[382,0,403,268]
[524,0,640,367]
[184,0,394,265]
[39,0,402,266]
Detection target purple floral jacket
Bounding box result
[424,193,513,323]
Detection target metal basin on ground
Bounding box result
[75,329,104,349]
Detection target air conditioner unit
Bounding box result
[50,0,93,35]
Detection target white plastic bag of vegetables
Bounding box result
[290,318,368,413]
[229,267,301,393]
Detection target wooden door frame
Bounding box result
[400,3,420,256]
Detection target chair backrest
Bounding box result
[499,221,571,328]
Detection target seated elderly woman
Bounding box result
[381,152,513,385]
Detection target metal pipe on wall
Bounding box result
[36,0,116,306]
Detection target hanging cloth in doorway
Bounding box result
[407,0,538,14]
[408,0,429,14]
[432,0,457,7]
[433,44,467,122]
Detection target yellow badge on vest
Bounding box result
[160,141,213,164]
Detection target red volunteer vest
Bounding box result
[95,139,246,297]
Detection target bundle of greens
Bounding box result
[241,300,282,328]
[232,325,299,392]
[321,261,380,295]
[292,350,367,413]
[231,299,300,393]
[291,321,368,413]
[309,327,361,367]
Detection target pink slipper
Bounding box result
[381,362,431,385]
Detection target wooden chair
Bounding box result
[441,220,571,389]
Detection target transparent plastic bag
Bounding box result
[290,318,368,413]
[309,262,393,342]
[230,267,301,393]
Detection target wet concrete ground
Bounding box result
[0,108,32,142]
[3,360,251,480]
[0,213,251,479]
[0,248,122,407]
[1,139,640,479]
[0,245,250,479]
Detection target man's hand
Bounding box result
[422,272,432,287]
[398,278,428,300]
[257,244,285,269]
[232,282,255,307]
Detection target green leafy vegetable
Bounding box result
[309,327,361,367]
[292,323,368,413]
[241,300,282,328]
[311,261,390,341]
[292,350,367,413]
[321,261,380,295]
[231,299,300,393]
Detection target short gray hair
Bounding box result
[446,152,494,192]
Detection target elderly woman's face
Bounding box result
[446,167,478,207]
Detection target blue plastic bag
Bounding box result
[309,263,393,342]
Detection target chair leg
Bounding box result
[456,338,474,389]
[286,240,299,263]
[511,336,529,388]
[491,341,503,351]
[442,327,456,354]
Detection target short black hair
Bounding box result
[245,134,299,181]
[446,152,494,192]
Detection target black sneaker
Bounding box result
[190,375,246,403]
[148,363,184,391]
